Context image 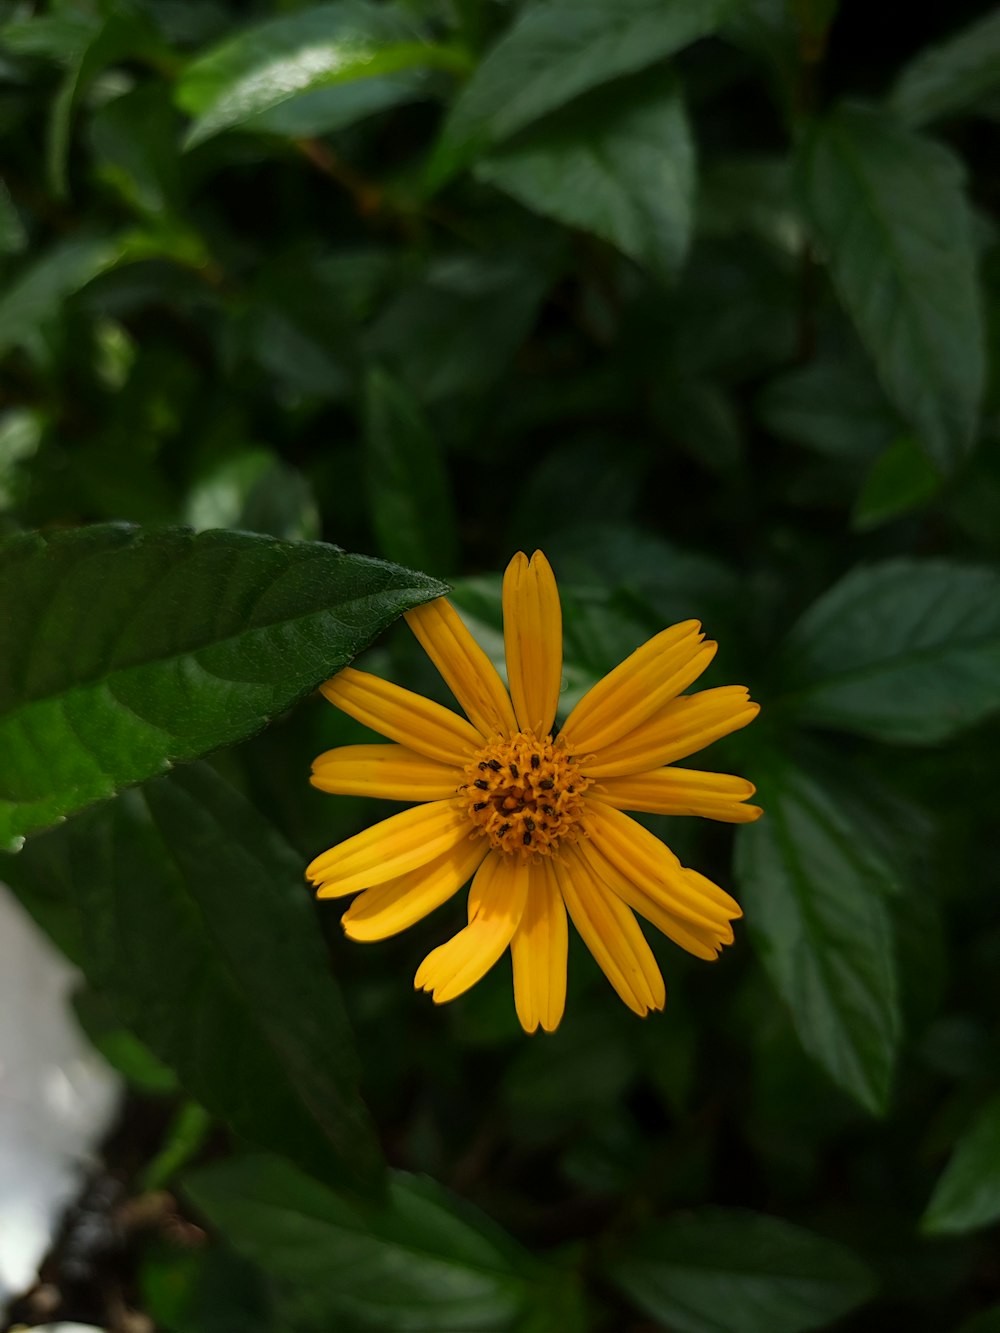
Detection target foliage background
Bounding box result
[2,0,1000,1329]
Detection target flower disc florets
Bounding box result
[463,731,590,859]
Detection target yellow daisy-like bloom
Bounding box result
[307,552,761,1033]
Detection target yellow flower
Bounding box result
[308,551,761,1033]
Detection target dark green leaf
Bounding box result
[0,179,27,255]
[367,253,553,402]
[607,1208,876,1333]
[0,235,136,363]
[73,986,179,1094]
[428,0,733,186]
[735,759,901,1113]
[184,449,320,542]
[184,1152,537,1331]
[88,84,185,218]
[796,103,984,471]
[47,5,171,198]
[0,524,445,849]
[364,367,458,576]
[176,3,464,148]
[779,559,1000,743]
[851,434,941,531]
[3,763,385,1194]
[757,345,901,462]
[889,10,1000,128]
[922,1094,1000,1235]
[477,70,694,284]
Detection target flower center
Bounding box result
[462,731,590,859]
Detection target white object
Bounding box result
[0,886,120,1307]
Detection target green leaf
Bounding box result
[184,1152,537,1331]
[922,1094,1000,1235]
[176,3,464,148]
[795,103,984,471]
[889,9,1000,128]
[428,0,733,186]
[367,253,553,403]
[0,524,445,849]
[0,235,134,363]
[364,367,458,576]
[0,179,27,255]
[757,345,901,462]
[476,70,694,285]
[3,763,385,1195]
[88,84,185,219]
[606,1208,876,1333]
[72,987,179,1095]
[735,759,901,1114]
[184,449,320,542]
[851,434,941,531]
[47,5,171,198]
[778,559,1000,743]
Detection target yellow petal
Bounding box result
[510,858,568,1034]
[502,550,562,736]
[341,838,488,941]
[552,848,665,1016]
[405,597,518,739]
[311,744,463,801]
[560,624,716,754]
[321,667,482,766]
[592,767,763,823]
[582,799,741,928]
[308,800,470,897]
[573,834,731,962]
[414,853,529,1004]
[581,686,760,778]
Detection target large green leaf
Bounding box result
[735,759,901,1114]
[795,103,984,471]
[2,763,385,1195]
[176,2,465,148]
[889,9,1000,128]
[184,1152,539,1331]
[363,367,458,577]
[606,1208,875,1333]
[427,0,733,186]
[778,559,1000,743]
[0,524,445,849]
[922,1094,1000,1236]
[476,70,694,285]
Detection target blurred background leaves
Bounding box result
[2,0,1000,1329]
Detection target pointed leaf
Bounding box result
[889,10,1000,128]
[184,1152,538,1330]
[607,1208,876,1333]
[476,70,694,284]
[176,3,464,148]
[735,760,902,1114]
[3,764,385,1195]
[0,524,445,850]
[779,559,1000,743]
[428,0,733,186]
[923,1094,1000,1236]
[796,103,984,471]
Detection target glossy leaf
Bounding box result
[3,763,385,1195]
[0,524,445,849]
[477,71,694,285]
[607,1208,875,1333]
[184,1152,537,1330]
[796,103,984,471]
[363,367,458,576]
[889,9,1000,128]
[176,3,463,148]
[428,0,733,185]
[923,1094,1000,1235]
[735,760,902,1114]
[779,559,1000,743]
